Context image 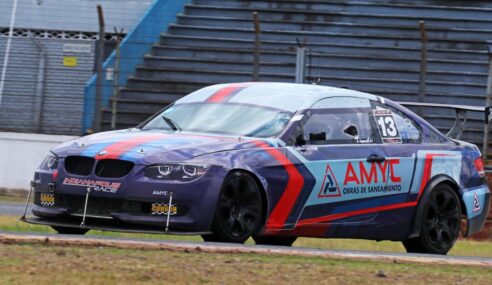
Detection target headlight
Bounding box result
[144,164,209,181]
[40,155,59,171]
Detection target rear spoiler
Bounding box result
[397,101,492,140]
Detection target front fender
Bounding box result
[187,148,277,194]
[186,148,279,218]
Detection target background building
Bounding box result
[0,0,151,134]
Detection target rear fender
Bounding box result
[461,185,490,237]
[408,174,461,238]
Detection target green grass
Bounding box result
[0,216,202,242]
[1,216,492,258]
[0,243,491,285]
[0,194,26,204]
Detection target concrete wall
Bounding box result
[0,132,77,191]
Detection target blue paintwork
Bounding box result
[462,185,488,219]
[35,83,489,241]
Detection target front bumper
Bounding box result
[26,164,227,234]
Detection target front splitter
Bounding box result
[22,216,212,236]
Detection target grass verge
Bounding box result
[0,194,26,204]
[0,243,490,285]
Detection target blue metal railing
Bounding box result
[82,0,191,134]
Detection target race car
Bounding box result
[24,82,490,254]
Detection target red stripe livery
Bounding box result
[95,134,166,160]
[207,83,255,103]
[254,141,305,229]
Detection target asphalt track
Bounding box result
[0,202,491,267]
[0,201,30,216]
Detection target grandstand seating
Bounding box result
[101,0,492,147]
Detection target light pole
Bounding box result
[0,0,19,106]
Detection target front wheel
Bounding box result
[204,172,264,243]
[403,184,461,255]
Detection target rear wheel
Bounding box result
[253,235,297,247]
[203,172,264,243]
[51,226,89,235]
[403,184,461,255]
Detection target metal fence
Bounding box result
[0,0,152,135]
[0,36,95,134]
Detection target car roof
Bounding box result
[175,82,380,112]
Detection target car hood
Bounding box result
[52,129,277,164]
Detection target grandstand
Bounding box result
[2,0,492,149]
[91,0,492,150]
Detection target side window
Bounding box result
[424,128,449,144]
[296,97,380,145]
[373,102,422,144]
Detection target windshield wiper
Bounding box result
[161,116,181,132]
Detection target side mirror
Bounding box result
[295,134,306,146]
[309,132,326,142]
[343,125,358,137]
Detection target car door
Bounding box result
[287,96,395,226]
[372,101,423,199]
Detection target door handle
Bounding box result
[366,154,386,163]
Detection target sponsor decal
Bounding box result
[343,159,402,195]
[318,164,341,198]
[319,159,403,198]
[473,192,481,212]
[63,178,121,193]
[40,193,55,206]
[151,203,177,215]
[344,160,401,184]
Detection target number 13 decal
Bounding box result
[373,109,402,143]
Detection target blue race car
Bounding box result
[24,82,490,254]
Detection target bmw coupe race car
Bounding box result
[24,82,490,254]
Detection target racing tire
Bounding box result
[403,184,461,255]
[205,171,264,243]
[51,226,89,235]
[253,235,297,247]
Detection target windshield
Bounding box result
[142,103,293,138]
